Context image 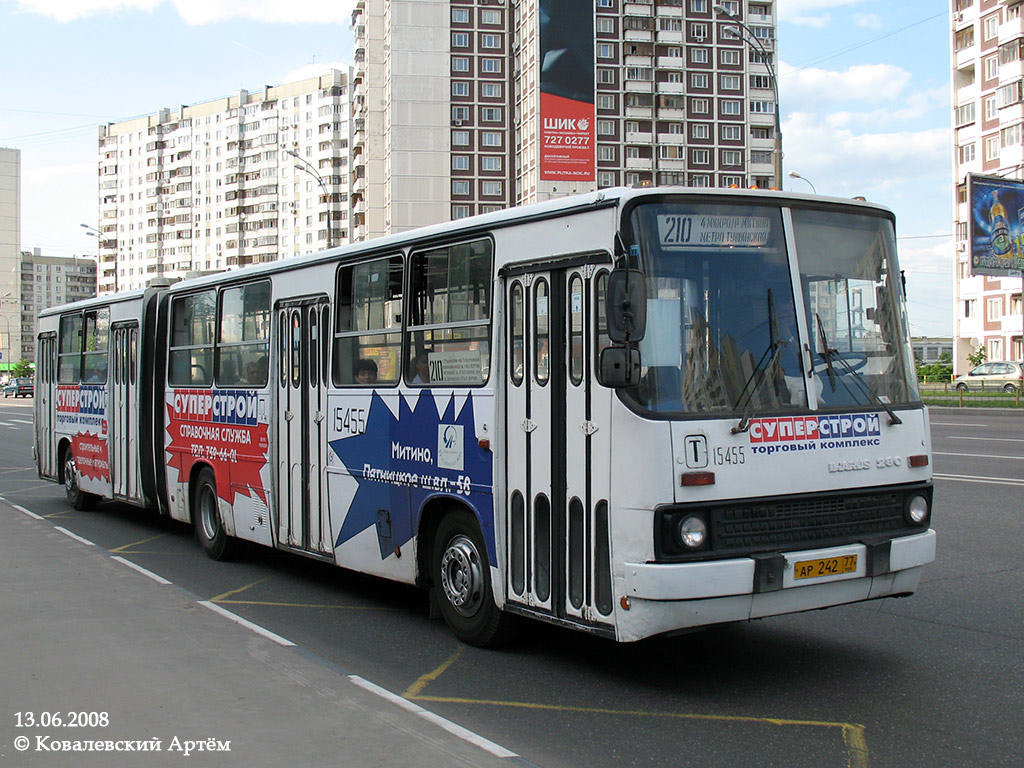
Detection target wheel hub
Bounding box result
[440,535,483,617]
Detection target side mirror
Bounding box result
[599,346,641,388]
[606,269,646,343]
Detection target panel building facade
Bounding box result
[351,0,778,239]
[951,0,1024,369]
[95,71,352,293]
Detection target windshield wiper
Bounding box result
[814,312,902,426]
[732,289,787,434]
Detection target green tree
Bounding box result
[917,352,953,382]
[11,359,34,378]
[967,346,987,368]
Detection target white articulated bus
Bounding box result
[36,187,935,645]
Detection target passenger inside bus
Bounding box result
[410,353,430,384]
[355,359,378,384]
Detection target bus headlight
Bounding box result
[905,495,930,525]
[677,515,708,549]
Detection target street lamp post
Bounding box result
[713,4,782,188]
[285,149,334,250]
[80,223,110,292]
[788,171,817,194]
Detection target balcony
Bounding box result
[999,15,1024,45]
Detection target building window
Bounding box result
[481,155,502,171]
[481,107,502,122]
[452,57,470,72]
[722,174,744,187]
[452,155,470,171]
[691,23,707,40]
[481,83,502,99]
[691,98,709,114]
[985,55,999,80]
[721,124,742,141]
[690,48,709,64]
[597,94,616,110]
[452,180,470,196]
[1002,123,1022,147]
[690,174,711,187]
[959,142,976,164]
[481,34,501,49]
[984,14,1000,41]
[480,9,501,25]
[452,131,470,146]
[481,58,502,73]
[986,135,1001,161]
[720,49,740,66]
[691,123,709,139]
[987,297,1004,321]
[956,102,976,126]
[481,181,503,196]
[721,74,741,90]
[598,146,616,161]
[452,106,470,122]
[597,17,615,33]
[750,101,775,114]
[658,145,685,159]
[452,32,470,47]
[722,100,742,115]
[690,73,709,89]
[598,68,616,85]
[481,132,503,147]
[722,150,743,166]
[452,205,471,219]
[598,43,615,59]
[597,119,616,136]
[452,81,470,97]
[691,149,710,165]
[452,8,469,23]
[964,299,976,318]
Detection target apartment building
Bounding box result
[0,148,22,374]
[19,249,98,363]
[95,71,352,293]
[351,0,778,238]
[951,0,1024,369]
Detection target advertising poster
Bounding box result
[539,0,595,181]
[968,174,1024,275]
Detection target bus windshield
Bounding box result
[625,200,920,415]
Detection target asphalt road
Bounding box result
[1,399,1021,768]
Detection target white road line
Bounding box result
[12,419,34,425]
[2,498,43,519]
[944,435,1024,443]
[934,451,1024,461]
[934,472,1024,487]
[347,675,520,760]
[930,422,989,427]
[198,601,296,647]
[53,526,96,546]
[111,556,172,585]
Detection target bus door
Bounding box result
[110,323,141,501]
[504,262,615,626]
[275,296,333,558]
[36,332,58,480]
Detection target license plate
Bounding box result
[793,554,858,580]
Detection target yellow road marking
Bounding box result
[216,599,395,611]
[110,533,167,553]
[208,577,272,603]
[405,652,868,768]
[403,649,464,698]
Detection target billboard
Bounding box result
[539,0,594,181]
[968,174,1024,275]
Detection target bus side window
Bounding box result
[406,239,492,387]
[334,255,403,386]
[58,313,83,384]
[169,291,215,387]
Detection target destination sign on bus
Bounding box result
[657,214,772,249]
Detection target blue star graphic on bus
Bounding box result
[329,390,494,561]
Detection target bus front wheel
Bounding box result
[192,469,240,561]
[63,445,98,511]
[433,510,512,647]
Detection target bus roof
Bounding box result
[49,186,896,306]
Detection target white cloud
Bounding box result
[14,0,356,24]
[788,14,832,28]
[854,13,884,29]
[778,0,867,15]
[780,62,913,108]
[280,61,352,84]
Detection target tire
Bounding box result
[63,445,98,511]
[192,468,240,560]
[955,383,968,392]
[1003,384,1018,393]
[433,510,514,647]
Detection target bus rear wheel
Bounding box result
[192,468,240,561]
[433,510,512,647]
[63,445,98,511]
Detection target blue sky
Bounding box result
[0,0,952,335]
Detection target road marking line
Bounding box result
[12,419,34,425]
[404,649,464,699]
[216,599,395,610]
[1,498,43,519]
[944,435,1024,442]
[110,532,167,553]
[934,451,1024,460]
[349,675,519,760]
[111,556,172,585]
[53,526,96,546]
[930,422,988,427]
[198,600,296,647]
[207,577,272,603]
[934,472,1024,487]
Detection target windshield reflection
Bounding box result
[623,201,920,416]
